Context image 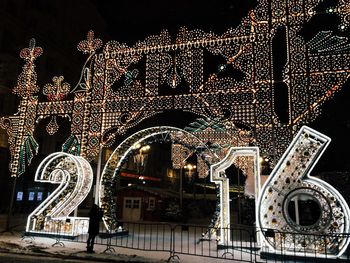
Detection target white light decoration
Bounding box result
[0,1,348,258]
[210,147,260,245]
[258,126,350,257]
[2,0,350,179]
[26,152,93,236]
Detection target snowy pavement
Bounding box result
[0,232,164,262]
[0,213,248,262]
[0,231,243,263]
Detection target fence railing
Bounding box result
[24,222,350,262]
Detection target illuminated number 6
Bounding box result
[26,152,93,236]
[258,126,350,257]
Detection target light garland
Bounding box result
[0,1,348,256]
[1,1,349,177]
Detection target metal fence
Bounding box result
[24,222,350,262]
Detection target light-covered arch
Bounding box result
[99,126,220,230]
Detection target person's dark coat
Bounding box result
[88,204,103,235]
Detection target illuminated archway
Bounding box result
[99,126,219,230]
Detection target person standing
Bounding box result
[86,204,103,253]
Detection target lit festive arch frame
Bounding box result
[99,125,259,244]
[0,0,348,256]
[1,1,350,180]
[99,126,220,230]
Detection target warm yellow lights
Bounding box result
[0,4,348,260]
[140,145,150,152]
[2,1,350,177]
[132,143,141,150]
[184,164,196,170]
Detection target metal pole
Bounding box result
[179,167,183,210]
[6,176,17,231]
[237,168,241,224]
[94,148,103,205]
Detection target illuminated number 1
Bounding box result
[211,147,260,245]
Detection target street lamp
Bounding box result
[133,144,150,181]
[184,164,196,182]
[260,155,271,176]
[180,163,197,209]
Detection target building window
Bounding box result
[16,192,23,201]
[148,197,156,210]
[28,192,35,201]
[125,199,132,208]
[37,192,43,201]
[133,199,140,209]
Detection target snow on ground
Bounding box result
[0,214,253,262]
[0,231,166,262]
[0,231,240,263]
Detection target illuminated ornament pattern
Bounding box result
[338,1,350,31]
[62,134,81,155]
[46,116,59,135]
[258,126,350,257]
[0,0,348,202]
[42,76,71,135]
[308,31,350,53]
[77,30,103,54]
[171,144,192,170]
[26,152,93,236]
[13,38,42,97]
[18,135,39,175]
[0,6,347,251]
[0,39,40,176]
[43,76,70,101]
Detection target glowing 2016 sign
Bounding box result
[26,152,93,236]
[23,126,350,257]
[258,126,350,257]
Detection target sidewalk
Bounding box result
[0,232,167,263]
[0,214,242,263]
[0,231,236,263]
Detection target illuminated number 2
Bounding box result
[26,152,93,236]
